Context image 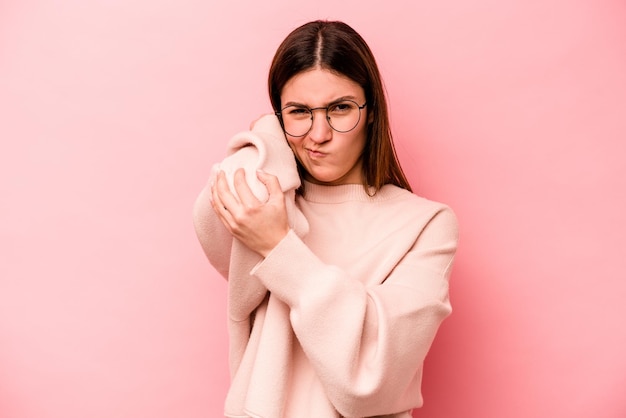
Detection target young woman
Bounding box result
[193,20,459,418]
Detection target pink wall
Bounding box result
[1,1,624,417]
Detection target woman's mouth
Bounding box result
[305,148,327,158]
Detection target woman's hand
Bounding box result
[211,168,290,257]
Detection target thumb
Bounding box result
[256,170,283,198]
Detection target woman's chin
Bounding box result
[305,173,355,186]
[305,172,338,185]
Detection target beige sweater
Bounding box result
[193,116,459,418]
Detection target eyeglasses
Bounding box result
[276,100,367,137]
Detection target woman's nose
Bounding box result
[308,112,332,143]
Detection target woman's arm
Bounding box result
[250,207,459,417]
[192,167,234,279]
[193,114,300,278]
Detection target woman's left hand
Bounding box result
[211,168,290,257]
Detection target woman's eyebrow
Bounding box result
[282,95,359,108]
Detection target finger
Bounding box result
[214,171,240,213]
[210,177,228,216]
[233,168,262,207]
[256,170,283,199]
[256,171,288,208]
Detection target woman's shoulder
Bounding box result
[379,184,458,228]
[380,184,452,210]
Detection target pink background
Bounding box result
[1,1,625,417]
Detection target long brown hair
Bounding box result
[268,20,412,193]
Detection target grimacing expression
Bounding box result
[280,68,368,186]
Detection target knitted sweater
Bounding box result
[193,119,459,418]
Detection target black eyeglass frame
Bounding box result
[275,100,367,137]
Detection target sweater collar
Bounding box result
[301,180,406,203]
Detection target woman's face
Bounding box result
[280,68,368,186]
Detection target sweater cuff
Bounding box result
[250,230,328,308]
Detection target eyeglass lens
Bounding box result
[280,100,364,137]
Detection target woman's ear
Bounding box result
[367,110,374,125]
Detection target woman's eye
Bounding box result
[287,107,309,116]
[330,102,355,113]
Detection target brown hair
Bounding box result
[268,20,412,193]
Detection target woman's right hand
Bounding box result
[211,168,290,258]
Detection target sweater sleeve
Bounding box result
[192,114,305,280]
[192,166,233,279]
[250,207,459,417]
